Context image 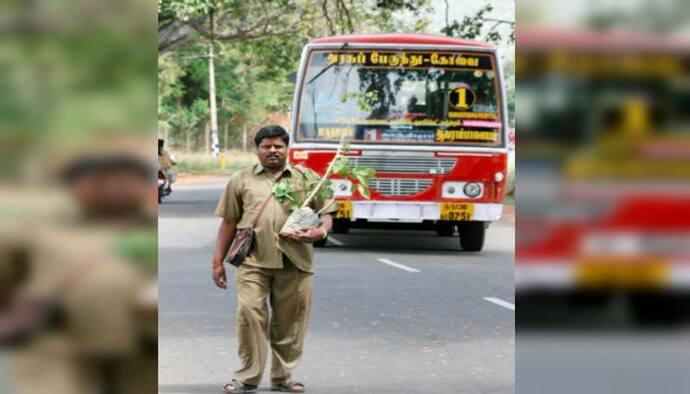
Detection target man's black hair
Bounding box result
[254,125,289,147]
[62,155,154,184]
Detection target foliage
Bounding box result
[441,3,515,46]
[2,1,156,180]
[158,1,515,152]
[340,91,381,112]
[175,150,257,174]
[272,141,376,210]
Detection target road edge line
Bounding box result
[376,258,420,273]
[483,297,515,311]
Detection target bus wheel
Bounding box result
[436,222,455,237]
[332,219,350,234]
[314,236,328,248]
[458,221,486,252]
[629,293,690,327]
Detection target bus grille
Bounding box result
[368,178,433,196]
[348,156,457,174]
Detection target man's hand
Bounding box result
[293,227,326,243]
[212,263,227,289]
[212,218,236,290]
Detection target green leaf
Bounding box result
[284,193,299,209]
[273,180,299,206]
[332,157,350,176]
[357,183,371,199]
[320,186,334,200]
[306,179,320,192]
[352,166,375,179]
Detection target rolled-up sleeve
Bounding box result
[214,173,243,221]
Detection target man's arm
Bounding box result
[212,218,237,289]
[295,213,333,243]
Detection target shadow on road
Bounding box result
[321,228,512,257]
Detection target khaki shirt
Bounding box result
[12,221,154,356]
[215,163,337,273]
[158,150,173,170]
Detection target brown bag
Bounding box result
[0,255,102,348]
[225,195,272,267]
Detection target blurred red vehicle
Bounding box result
[516,27,690,324]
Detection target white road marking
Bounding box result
[327,236,345,246]
[376,258,420,273]
[483,297,515,311]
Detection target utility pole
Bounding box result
[242,124,247,152]
[208,5,220,158]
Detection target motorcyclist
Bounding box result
[157,139,176,194]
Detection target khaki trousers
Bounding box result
[233,259,312,386]
[10,346,156,394]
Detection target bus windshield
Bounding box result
[296,49,503,147]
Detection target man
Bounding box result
[158,139,176,193]
[212,125,336,393]
[3,143,158,394]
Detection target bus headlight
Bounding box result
[442,182,483,198]
[463,182,482,198]
[331,179,352,197]
[494,172,504,182]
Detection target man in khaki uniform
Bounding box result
[2,148,157,394]
[212,125,336,393]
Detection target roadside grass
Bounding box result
[174,150,257,174]
[174,149,516,205]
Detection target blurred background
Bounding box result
[0,1,157,393]
[157,0,514,187]
[516,0,690,392]
[157,2,516,393]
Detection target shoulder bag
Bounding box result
[225,194,272,267]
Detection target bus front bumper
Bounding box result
[338,201,503,222]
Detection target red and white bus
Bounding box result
[288,34,510,251]
[516,27,690,324]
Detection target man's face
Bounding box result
[257,136,287,170]
[70,170,151,219]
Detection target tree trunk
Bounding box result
[208,8,219,158]
[176,96,183,150]
[186,127,191,152]
[204,121,210,153]
[224,121,229,151]
[242,124,247,152]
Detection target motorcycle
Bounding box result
[158,170,172,203]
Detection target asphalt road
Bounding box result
[158,178,515,394]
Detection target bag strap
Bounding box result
[251,194,272,228]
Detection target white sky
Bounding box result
[425,0,515,61]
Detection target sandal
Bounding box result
[271,380,305,393]
[223,379,258,393]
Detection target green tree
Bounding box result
[440,3,515,46]
[158,1,518,152]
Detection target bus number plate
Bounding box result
[576,258,668,288]
[335,201,352,219]
[440,203,473,221]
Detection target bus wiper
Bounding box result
[307,42,348,85]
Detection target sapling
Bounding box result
[273,136,375,237]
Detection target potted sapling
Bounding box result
[273,138,375,237]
